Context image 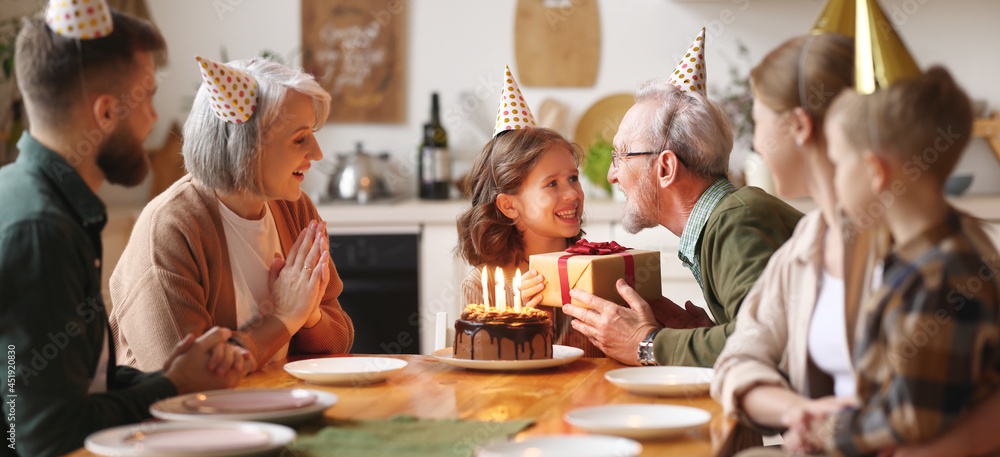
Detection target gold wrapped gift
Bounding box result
[528,245,661,308]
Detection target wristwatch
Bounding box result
[637,328,661,366]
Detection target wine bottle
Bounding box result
[418,93,450,199]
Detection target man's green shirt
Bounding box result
[654,184,803,367]
[0,133,176,457]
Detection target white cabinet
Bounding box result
[416,222,468,355]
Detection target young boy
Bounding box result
[809,66,1000,455]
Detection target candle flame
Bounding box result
[495,266,506,313]
[513,268,522,312]
[481,266,489,311]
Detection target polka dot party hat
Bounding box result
[45,0,114,40]
[667,28,707,96]
[196,56,259,124]
[493,65,537,137]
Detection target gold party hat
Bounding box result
[855,0,920,93]
[811,0,855,37]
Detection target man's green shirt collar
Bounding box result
[678,177,736,289]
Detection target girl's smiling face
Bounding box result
[504,145,584,242]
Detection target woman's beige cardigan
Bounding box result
[711,210,878,431]
[109,175,354,371]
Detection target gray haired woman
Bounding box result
[110,57,353,371]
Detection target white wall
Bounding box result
[93,0,1000,203]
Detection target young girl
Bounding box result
[456,67,598,355]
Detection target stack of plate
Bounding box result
[87,386,339,456]
[150,388,338,424]
[85,421,296,457]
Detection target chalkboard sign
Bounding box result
[302,0,406,123]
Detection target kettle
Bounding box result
[327,142,393,204]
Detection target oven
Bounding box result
[328,227,420,355]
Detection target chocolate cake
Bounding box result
[453,304,553,360]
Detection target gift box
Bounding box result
[528,240,661,308]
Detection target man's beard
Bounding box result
[96,125,149,187]
[621,169,660,234]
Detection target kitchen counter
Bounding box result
[314,197,627,229]
[313,194,1000,229]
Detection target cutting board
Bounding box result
[514,0,600,87]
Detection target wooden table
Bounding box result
[70,355,747,457]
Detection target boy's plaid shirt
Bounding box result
[825,211,1000,456]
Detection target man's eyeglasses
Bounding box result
[610,150,658,168]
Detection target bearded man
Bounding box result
[0,5,250,456]
[563,81,802,367]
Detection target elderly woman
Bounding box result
[109,57,353,371]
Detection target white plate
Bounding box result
[433,345,584,371]
[604,366,713,396]
[283,356,408,385]
[564,404,712,440]
[150,388,337,425]
[85,420,295,457]
[476,434,642,457]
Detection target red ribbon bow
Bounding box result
[559,239,635,306]
[565,239,629,255]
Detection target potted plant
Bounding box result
[716,41,772,192]
[581,134,614,198]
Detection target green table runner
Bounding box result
[288,415,536,457]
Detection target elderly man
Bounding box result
[563,80,802,367]
[0,4,250,456]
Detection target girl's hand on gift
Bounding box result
[520,270,546,308]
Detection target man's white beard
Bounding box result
[621,170,659,234]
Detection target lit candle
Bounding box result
[495,266,506,312]
[513,268,522,312]
[481,266,489,311]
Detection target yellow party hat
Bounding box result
[855,0,920,93]
[811,0,855,37]
[493,65,537,137]
[196,56,259,124]
[667,28,707,96]
[45,0,113,40]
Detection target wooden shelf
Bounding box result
[974,110,1000,165]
